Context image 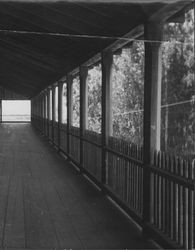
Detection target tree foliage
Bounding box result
[161,8,195,159]
[72,76,80,127]
[112,42,144,145]
[69,7,194,159]
[87,65,102,133]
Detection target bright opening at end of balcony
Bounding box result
[2,100,31,122]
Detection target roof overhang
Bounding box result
[0,0,192,98]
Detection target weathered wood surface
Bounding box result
[152,151,195,249]
[0,123,155,249]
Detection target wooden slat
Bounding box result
[188,161,194,249]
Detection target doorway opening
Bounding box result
[2,100,31,122]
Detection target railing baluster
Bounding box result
[188,160,194,250]
[173,156,178,242]
[183,160,188,249]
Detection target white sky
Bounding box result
[2,100,31,115]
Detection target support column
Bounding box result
[43,91,47,135]
[41,93,45,133]
[101,50,113,187]
[47,89,50,138]
[143,21,163,230]
[52,86,55,144]
[67,74,73,158]
[0,99,3,123]
[39,95,42,131]
[80,66,88,172]
[31,99,33,123]
[58,81,63,150]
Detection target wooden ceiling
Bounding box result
[0,0,191,99]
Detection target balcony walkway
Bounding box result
[0,123,157,250]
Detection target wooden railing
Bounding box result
[44,118,49,137]
[59,124,68,154]
[69,126,80,164]
[83,130,102,181]
[32,115,194,250]
[53,121,58,146]
[150,151,194,250]
[48,120,53,142]
[107,137,143,217]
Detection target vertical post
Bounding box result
[37,96,39,129]
[58,81,63,150]
[143,21,163,232]
[67,74,73,158]
[42,93,45,133]
[31,99,33,124]
[101,50,113,187]
[43,91,46,135]
[80,66,88,172]
[40,94,43,132]
[0,99,2,123]
[39,95,41,130]
[52,86,55,144]
[47,88,50,138]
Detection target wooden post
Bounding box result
[0,99,3,123]
[38,95,41,130]
[58,81,63,150]
[80,66,88,172]
[52,86,55,144]
[36,96,39,128]
[47,88,50,138]
[40,93,44,132]
[67,74,73,158]
[43,91,47,135]
[101,50,113,187]
[42,93,45,133]
[143,21,163,233]
[30,99,33,123]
